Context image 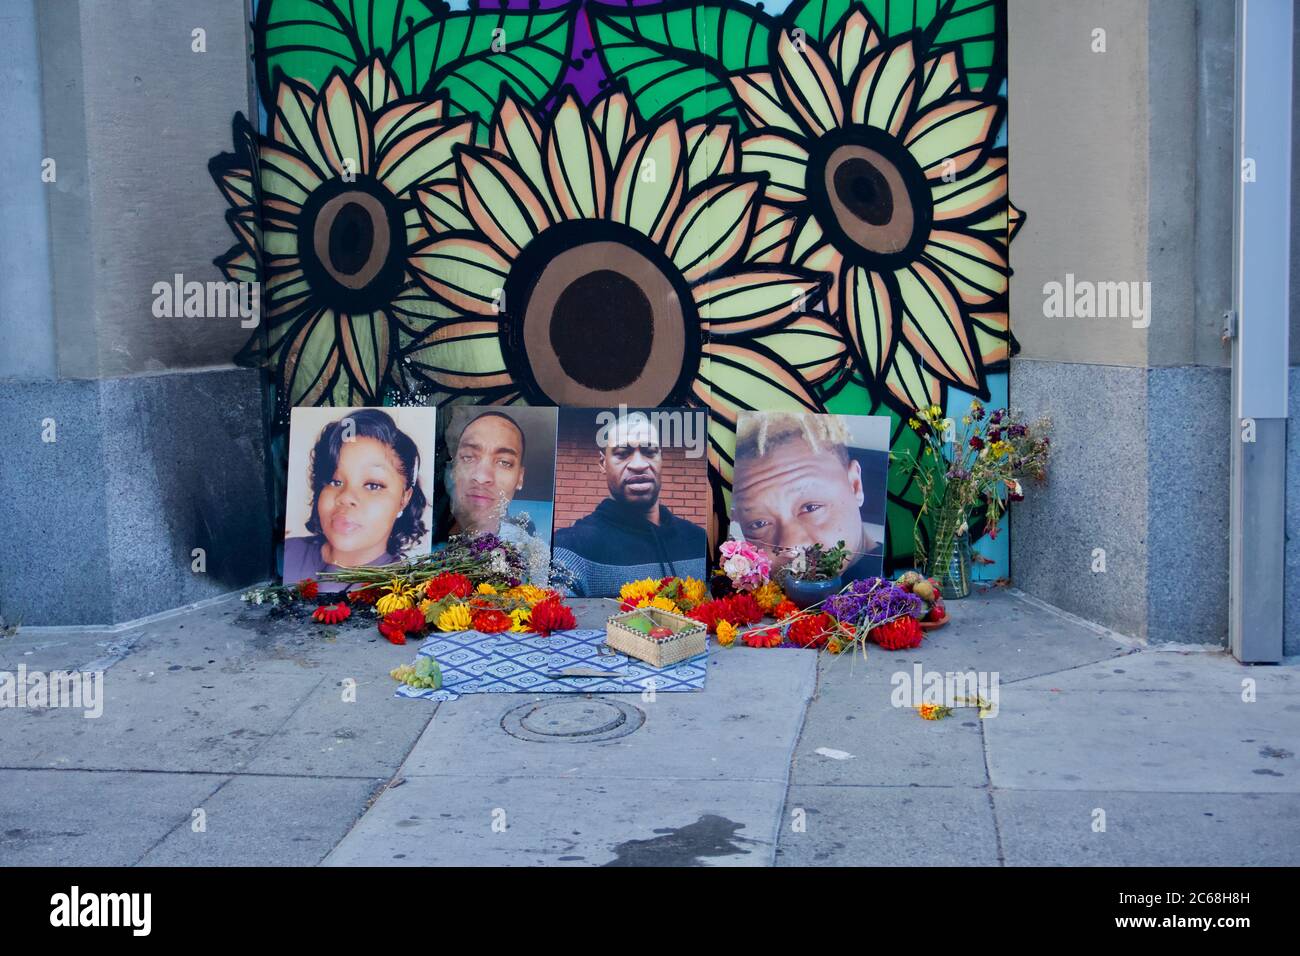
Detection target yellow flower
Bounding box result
[376,592,415,615]
[418,598,435,617]
[927,404,943,420]
[908,417,921,430]
[436,603,473,632]
[962,416,972,426]
[753,581,785,613]
[506,584,548,606]
[475,582,497,595]
[619,577,660,603]
[826,639,843,655]
[716,620,738,647]
[509,607,531,633]
[681,578,707,608]
[638,595,680,615]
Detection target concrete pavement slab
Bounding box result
[832,588,1132,685]
[1008,645,1299,695]
[395,647,817,782]
[138,774,384,866]
[984,688,1300,793]
[242,672,433,778]
[993,789,1300,866]
[775,785,1001,866]
[326,641,817,864]
[324,776,783,866]
[791,655,989,787]
[0,769,223,866]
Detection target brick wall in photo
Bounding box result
[553,437,710,530]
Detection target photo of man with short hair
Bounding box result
[551,407,708,597]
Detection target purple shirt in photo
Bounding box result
[283,536,396,593]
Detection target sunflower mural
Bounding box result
[213,0,1018,570]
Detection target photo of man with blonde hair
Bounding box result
[731,411,888,582]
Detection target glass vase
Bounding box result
[935,532,971,599]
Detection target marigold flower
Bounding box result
[619,577,660,603]
[472,609,512,633]
[475,582,498,595]
[348,585,383,606]
[773,599,800,621]
[753,581,786,614]
[509,607,532,633]
[716,620,738,647]
[639,595,681,615]
[506,584,548,607]
[870,617,925,651]
[788,613,833,649]
[681,577,707,607]
[436,603,473,632]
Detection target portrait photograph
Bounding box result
[730,411,890,583]
[435,405,558,585]
[284,407,436,593]
[551,406,709,597]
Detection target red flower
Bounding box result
[530,598,576,636]
[787,613,832,649]
[348,585,382,606]
[386,607,426,632]
[742,626,783,648]
[426,572,472,601]
[687,599,728,634]
[295,578,319,599]
[727,593,764,625]
[471,609,512,633]
[871,617,925,651]
[773,599,799,621]
[378,620,407,645]
[312,603,350,625]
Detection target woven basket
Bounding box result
[606,607,707,667]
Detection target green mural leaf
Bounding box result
[787,0,1001,91]
[256,0,441,105]
[391,8,576,124]
[590,1,774,127]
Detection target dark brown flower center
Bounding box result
[808,127,931,269]
[502,221,701,407]
[298,176,407,312]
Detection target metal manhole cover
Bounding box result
[501,697,645,743]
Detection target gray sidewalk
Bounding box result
[1,588,1296,866]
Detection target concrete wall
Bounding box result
[0,0,57,380]
[0,0,273,627]
[1008,0,1237,645]
[36,0,255,379]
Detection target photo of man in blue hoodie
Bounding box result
[552,408,708,597]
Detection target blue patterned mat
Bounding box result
[394,628,708,701]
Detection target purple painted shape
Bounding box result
[494,0,676,108]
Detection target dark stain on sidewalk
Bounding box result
[603,815,758,866]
